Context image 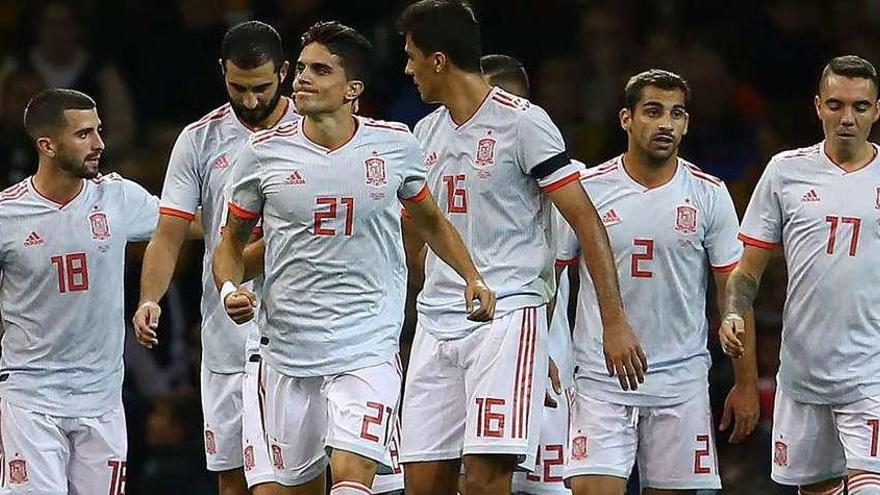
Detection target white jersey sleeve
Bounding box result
[398,134,428,200]
[516,105,580,190]
[229,141,265,220]
[159,131,201,220]
[705,183,742,270]
[739,160,783,247]
[122,179,159,241]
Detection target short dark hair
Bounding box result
[23,88,96,140]
[301,21,373,84]
[221,21,284,71]
[397,0,482,73]
[624,69,691,110]
[820,55,879,96]
[481,54,529,97]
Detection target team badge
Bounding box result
[474,136,496,169]
[365,155,387,187]
[674,203,698,235]
[875,186,880,209]
[571,435,588,460]
[243,445,255,471]
[205,430,217,455]
[89,212,111,241]
[773,441,788,467]
[212,154,230,170]
[426,151,438,168]
[271,444,285,469]
[8,459,28,484]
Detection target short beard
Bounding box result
[57,150,99,179]
[231,83,283,127]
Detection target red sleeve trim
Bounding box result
[711,260,739,273]
[228,202,260,220]
[401,207,412,219]
[540,172,580,193]
[737,232,779,250]
[402,184,429,203]
[555,257,578,267]
[159,207,196,221]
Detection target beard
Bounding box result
[231,85,283,127]
[57,148,100,179]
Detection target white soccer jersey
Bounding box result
[228,116,427,377]
[0,174,158,417]
[556,156,742,407]
[413,87,581,340]
[740,142,880,405]
[159,98,297,373]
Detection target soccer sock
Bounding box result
[849,472,880,494]
[330,481,373,495]
[797,481,845,495]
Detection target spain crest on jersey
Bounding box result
[674,204,698,235]
[571,435,588,460]
[205,430,217,455]
[474,137,496,168]
[243,445,255,471]
[875,186,880,209]
[773,441,788,467]
[271,444,285,469]
[365,156,387,187]
[9,459,28,484]
[89,212,111,241]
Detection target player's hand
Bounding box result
[720,382,760,443]
[133,301,161,349]
[719,313,746,359]
[225,288,257,324]
[465,277,496,322]
[545,357,562,408]
[602,320,648,391]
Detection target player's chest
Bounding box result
[423,125,520,187]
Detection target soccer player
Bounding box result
[722,55,880,495]
[557,69,759,494]
[396,3,644,495]
[132,21,294,495]
[213,21,493,495]
[0,88,158,494]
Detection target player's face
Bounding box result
[815,74,880,152]
[294,42,361,116]
[404,35,439,103]
[52,108,103,179]
[224,59,285,127]
[621,86,689,163]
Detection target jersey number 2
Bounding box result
[51,253,89,293]
[631,238,654,278]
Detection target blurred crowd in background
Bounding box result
[3,0,879,493]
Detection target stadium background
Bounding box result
[1,0,878,493]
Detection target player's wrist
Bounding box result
[138,300,160,309]
[219,280,238,303]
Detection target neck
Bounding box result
[33,160,84,204]
[250,97,289,131]
[302,107,357,150]
[622,145,678,189]
[825,140,875,172]
[438,70,493,125]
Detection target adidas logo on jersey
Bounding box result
[601,209,622,226]
[24,231,44,246]
[285,170,305,185]
[801,189,821,202]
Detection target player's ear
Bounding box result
[278,61,290,83]
[432,52,447,74]
[872,98,880,124]
[35,136,55,157]
[682,112,690,136]
[814,95,822,119]
[346,80,365,102]
[619,108,631,132]
[218,58,226,75]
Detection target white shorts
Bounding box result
[0,399,127,495]
[261,358,402,487]
[565,386,721,491]
[513,390,571,495]
[372,416,404,494]
[201,365,244,471]
[771,389,880,486]
[400,306,548,471]
[242,354,274,488]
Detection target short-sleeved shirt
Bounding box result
[739,142,880,404]
[556,156,742,406]
[413,87,582,340]
[159,98,298,373]
[0,174,158,416]
[228,116,427,377]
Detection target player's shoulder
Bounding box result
[360,116,411,135]
[413,106,446,136]
[0,179,31,209]
[680,158,724,189]
[249,120,299,148]
[580,156,621,183]
[769,143,823,167]
[183,103,233,135]
[488,87,532,113]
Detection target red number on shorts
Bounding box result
[631,238,654,278]
[107,460,127,495]
[825,215,861,256]
[474,397,505,438]
[442,175,467,214]
[869,419,880,457]
[314,197,355,236]
[360,401,386,443]
[525,444,564,482]
[693,434,712,474]
[51,253,89,293]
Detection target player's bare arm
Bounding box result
[548,180,647,391]
[401,214,427,290]
[241,238,265,282]
[402,191,496,322]
[133,214,193,348]
[721,245,773,358]
[213,210,259,324]
[715,270,760,443]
